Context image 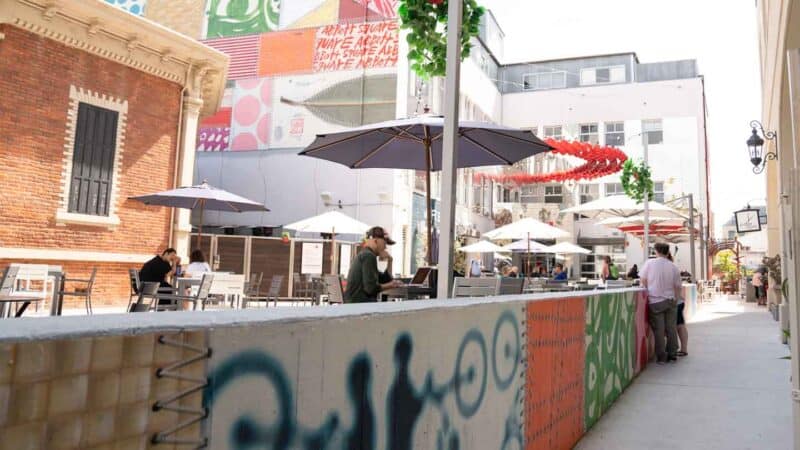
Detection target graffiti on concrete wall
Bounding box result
[204,306,523,449]
[105,0,146,15]
[525,298,585,450]
[207,0,281,38]
[313,21,399,72]
[584,291,637,430]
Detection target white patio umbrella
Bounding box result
[597,215,685,227]
[543,242,592,255]
[284,211,370,274]
[484,218,570,241]
[458,241,509,253]
[560,195,680,219]
[500,239,551,252]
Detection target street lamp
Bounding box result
[747,120,777,174]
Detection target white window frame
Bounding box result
[653,181,665,203]
[643,119,664,145]
[56,85,128,228]
[579,123,599,144]
[580,65,626,86]
[544,185,563,204]
[604,122,625,146]
[605,182,624,196]
[522,71,567,91]
[542,125,563,140]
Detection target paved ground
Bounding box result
[575,295,793,450]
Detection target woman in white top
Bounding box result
[186,249,211,277]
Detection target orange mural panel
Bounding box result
[525,298,585,450]
[258,29,316,76]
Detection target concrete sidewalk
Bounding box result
[575,296,793,450]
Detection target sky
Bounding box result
[481,0,765,235]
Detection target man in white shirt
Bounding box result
[640,243,682,364]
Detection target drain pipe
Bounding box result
[169,64,192,251]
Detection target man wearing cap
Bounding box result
[345,226,403,302]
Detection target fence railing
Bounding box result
[193,234,360,297]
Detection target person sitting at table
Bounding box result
[185,249,211,277]
[345,227,403,303]
[627,264,640,280]
[139,248,179,289]
[552,263,568,281]
[377,249,394,284]
[508,266,520,278]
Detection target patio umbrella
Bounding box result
[284,211,370,274]
[500,239,551,252]
[543,242,592,255]
[597,215,685,227]
[484,218,570,241]
[458,241,509,253]
[560,195,680,219]
[299,116,553,264]
[130,181,269,248]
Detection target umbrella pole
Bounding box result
[196,200,205,250]
[425,135,433,266]
[331,227,336,275]
[527,232,531,278]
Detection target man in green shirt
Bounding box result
[345,226,402,302]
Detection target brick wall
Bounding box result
[0,24,183,306]
[144,0,205,39]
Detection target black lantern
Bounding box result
[747,120,777,174]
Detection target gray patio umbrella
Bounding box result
[130,181,269,248]
[299,116,553,264]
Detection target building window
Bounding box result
[728,230,735,239]
[643,119,663,145]
[653,182,665,203]
[543,125,563,140]
[604,122,625,146]
[57,86,128,228]
[523,71,567,91]
[580,65,626,86]
[520,185,542,204]
[544,185,563,204]
[605,182,624,196]
[579,124,599,144]
[580,184,599,204]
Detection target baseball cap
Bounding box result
[366,226,396,245]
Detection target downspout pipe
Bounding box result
[169,64,192,252]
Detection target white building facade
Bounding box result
[194,10,710,278]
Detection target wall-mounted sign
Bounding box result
[301,243,324,274]
[735,208,762,234]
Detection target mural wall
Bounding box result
[204,303,525,449]
[0,290,655,449]
[105,0,146,15]
[198,0,400,152]
[583,291,638,430]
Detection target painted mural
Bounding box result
[339,0,398,22]
[583,291,637,430]
[230,78,273,151]
[525,298,586,450]
[105,0,146,15]
[634,292,650,374]
[279,0,340,29]
[313,21,399,72]
[207,0,282,38]
[204,304,524,449]
[198,127,232,151]
[271,70,397,148]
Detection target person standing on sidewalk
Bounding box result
[640,243,682,364]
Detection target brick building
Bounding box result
[0,0,227,307]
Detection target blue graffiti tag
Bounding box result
[204,311,521,449]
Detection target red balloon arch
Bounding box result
[473,139,628,185]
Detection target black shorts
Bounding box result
[676,302,685,325]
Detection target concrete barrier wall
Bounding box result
[0,288,647,449]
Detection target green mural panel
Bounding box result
[207,0,281,38]
[584,291,637,429]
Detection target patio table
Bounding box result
[0,295,43,318]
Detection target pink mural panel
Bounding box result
[634,291,650,375]
[313,21,399,72]
[197,127,231,152]
[230,78,272,151]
